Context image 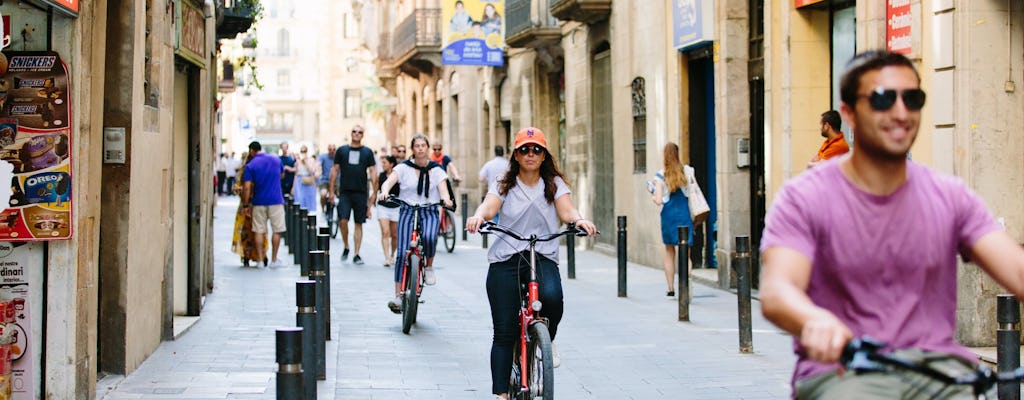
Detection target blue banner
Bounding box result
[673,0,714,50]
[442,0,505,66]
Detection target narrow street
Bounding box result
[97,196,794,399]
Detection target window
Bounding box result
[277,29,290,56]
[344,89,362,118]
[631,77,647,173]
[277,70,290,87]
[343,13,359,38]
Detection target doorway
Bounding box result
[686,46,717,269]
[590,45,614,246]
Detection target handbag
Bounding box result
[684,165,710,225]
[300,176,315,186]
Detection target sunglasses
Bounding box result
[352,130,364,134]
[859,87,926,111]
[432,147,442,151]
[516,145,545,156]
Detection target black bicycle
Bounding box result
[841,336,1024,399]
[439,208,457,253]
[478,221,590,400]
[322,191,338,238]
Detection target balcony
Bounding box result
[549,0,611,24]
[506,0,561,48]
[216,3,257,40]
[389,8,442,74]
[376,32,398,92]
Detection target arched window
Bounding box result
[631,77,647,173]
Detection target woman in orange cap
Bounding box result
[465,127,598,399]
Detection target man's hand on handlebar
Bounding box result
[800,311,853,363]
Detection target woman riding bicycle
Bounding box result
[465,127,597,399]
[379,133,454,313]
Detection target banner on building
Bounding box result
[886,0,912,54]
[794,0,826,8]
[442,0,505,66]
[176,0,208,68]
[0,51,73,241]
[39,0,80,17]
[0,242,41,399]
[673,0,715,51]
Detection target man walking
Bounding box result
[807,110,849,168]
[242,141,287,267]
[329,125,377,265]
[216,153,228,195]
[280,142,297,198]
[318,144,336,212]
[225,152,239,196]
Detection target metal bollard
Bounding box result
[276,327,305,400]
[567,232,576,280]
[308,250,327,380]
[295,281,317,400]
[303,213,317,275]
[735,236,753,353]
[286,202,295,254]
[316,234,331,341]
[461,193,468,241]
[678,226,690,322]
[292,206,303,264]
[998,294,1020,400]
[318,226,329,236]
[284,197,293,246]
[617,216,627,298]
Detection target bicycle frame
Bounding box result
[399,206,425,298]
[516,245,542,392]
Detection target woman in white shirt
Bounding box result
[465,127,597,400]
[379,133,453,313]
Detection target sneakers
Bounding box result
[341,248,350,261]
[353,255,364,265]
[387,295,402,314]
[383,259,391,267]
[666,291,676,299]
[552,343,561,368]
[424,267,437,285]
[269,259,284,268]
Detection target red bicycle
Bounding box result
[389,197,450,334]
[478,221,589,400]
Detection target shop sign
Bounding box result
[176,0,207,68]
[673,0,715,51]
[794,0,826,7]
[887,0,912,54]
[0,51,73,241]
[0,242,42,400]
[442,0,505,66]
[39,0,80,17]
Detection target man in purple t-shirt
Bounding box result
[242,141,286,267]
[760,51,1024,398]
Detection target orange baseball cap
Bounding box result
[514,127,547,149]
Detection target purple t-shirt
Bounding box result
[243,152,285,206]
[759,160,1000,385]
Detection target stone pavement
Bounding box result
[98,197,796,399]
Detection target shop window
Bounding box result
[631,77,647,173]
[344,89,362,118]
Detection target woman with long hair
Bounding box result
[231,153,267,267]
[465,127,597,400]
[376,155,400,267]
[379,133,454,313]
[294,144,320,212]
[651,142,693,298]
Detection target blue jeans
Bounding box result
[486,252,563,395]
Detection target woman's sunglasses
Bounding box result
[860,87,926,111]
[517,145,545,156]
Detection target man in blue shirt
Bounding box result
[280,142,297,198]
[242,141,287,267]
[318,143,336,213]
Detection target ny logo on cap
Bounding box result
[527,129,535,136]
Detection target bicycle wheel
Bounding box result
[442,210,456,253]
[526,322,554,400]
[509,344,523,399]
[401,252,420,334]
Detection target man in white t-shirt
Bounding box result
[478,145,509,191]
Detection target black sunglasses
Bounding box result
[516,145,545,156]
[860,87,926,111]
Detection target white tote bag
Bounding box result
[683,165,710,225]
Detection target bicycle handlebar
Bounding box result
[477,221,592,243]
[840,336,1024,394]
[386,195,454,211]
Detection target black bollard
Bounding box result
[317,234,331,341]
[736,236,753,353]
[286,202,295,254]
[678,226,690,322]
[308,250,327,380]
[318,226,329,236]
[998,294,1020,400]
[461,193,468,241]
[292,206,303,264]
[304,213,317,275]
[284,197,293,246]
[295,281,317,400]
[567,231,576,280]
[617,216,627,298]
[276,327,304,400]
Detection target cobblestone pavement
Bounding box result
[98,197,795,399]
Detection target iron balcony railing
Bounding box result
[391,8,441,59]
[377,32,392,62]
[507,0,560,47]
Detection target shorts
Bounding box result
[252,204,287,234]
[337,191,368,224]
[377,205,399,222]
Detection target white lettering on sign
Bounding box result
[25,174,61,187]
[8,56,56,69]
[889,12,912,29]
[889,0,910,7]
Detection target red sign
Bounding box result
[41,0,80,17]
[794,0,826,8]
[887,0,912,54]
